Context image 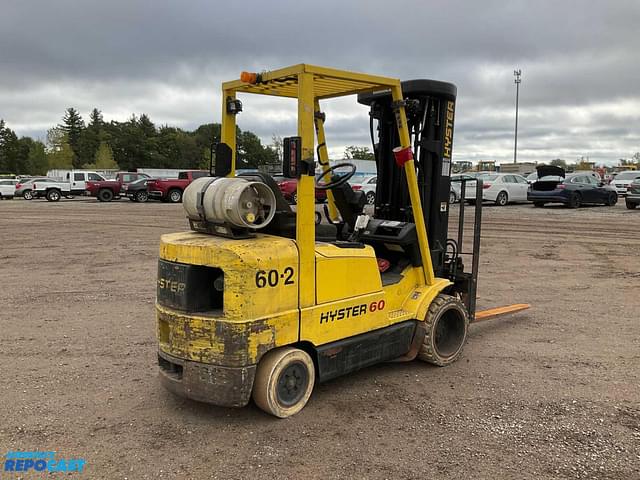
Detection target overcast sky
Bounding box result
[1,0,639,165]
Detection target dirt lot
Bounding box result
[0,197,638,479]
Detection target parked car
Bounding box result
[350,176,377,204]
[450,174,476,203]
[464,173,530,206]
[528,166,617,208]
[277,177,327,204]
[0,179,16,199]
[625,179,640,209]
[15,177,56,199]
[147,170,209,203]
[609,171,640,196]
[85,172,150,202]
[123,177,154,202]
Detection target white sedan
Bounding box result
[464,173,529,206]
[351,176,377,205]
[609,171,640,196]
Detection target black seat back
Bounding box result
[330,180,366,231]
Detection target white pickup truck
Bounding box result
[33,170,106,201]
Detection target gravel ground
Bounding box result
[0,197,638,479]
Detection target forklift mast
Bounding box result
[359,80,481,318]
[359,80,456,275]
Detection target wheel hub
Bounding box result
[276,362,308,406]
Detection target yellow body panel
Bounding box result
[315,244,382,304]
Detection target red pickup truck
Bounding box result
[147,170,209,203]
[85,172,150,202]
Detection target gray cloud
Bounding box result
[1,0,639,165]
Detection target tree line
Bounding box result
[0,108,279,175]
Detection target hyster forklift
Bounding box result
[156,64,528,418]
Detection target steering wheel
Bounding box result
[315,162,357,190]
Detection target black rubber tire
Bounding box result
[366,191,376,205]
[135,191,148,203]
[568,192,582,208]
[495,191,508,206]
[98,189,114,202]
[23,190,33,200]
[467,200,476,206]
[626,201,637,209]
[533,202,546,208]
[292,192,298,204]
[449,191,456,204]
[252,347,315,418]
[315,211,321,225]
[167,189,182,203]
[46,189,61,202]
[605,193,617,206]
[418,294,469,367]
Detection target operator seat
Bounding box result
[238,172,337,242]
[328,179,366,232]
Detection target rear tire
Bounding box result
[98,189,114,202]
[568,192,582,208]
[252,347,315,418]
[449,191,456,204]
[626,201,637,209]
[135,191,148,203]
[168,189,182,203]
[23,190,33,200]
[292,191,298,204]
[418,294,469,366]
[495,191,508,206]
[533,202,546,208]
[46,189,61,202]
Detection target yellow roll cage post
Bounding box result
[221,64,436,300]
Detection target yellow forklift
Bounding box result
[156,64,527,417]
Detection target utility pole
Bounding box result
[513,69,522,163]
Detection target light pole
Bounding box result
[513,69,521,163]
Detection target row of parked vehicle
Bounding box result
[3,167,639,210]
[450,167,640,209]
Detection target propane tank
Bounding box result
[183,176,276,229]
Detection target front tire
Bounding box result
[418,294,469,366]
[533,202,546,208]
[605,193,617,206]
[495,191,508,206]
[252,347,315,418]
[168,189,182,203]
[23,190,33,200]
[292,191,298,204]
[626,201,637,209]
[46,189,61,202]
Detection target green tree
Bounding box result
[77,108,105,163]
[59,107,85,166]
[83,141,118,169]
[0,120,20,173]
[46,127,74,169]
[550,158,567,169]
[26,140,48,174]
[344,145,375,160]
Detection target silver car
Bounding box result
[15,177,56,200]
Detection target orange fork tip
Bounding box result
[473,303,531,323]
